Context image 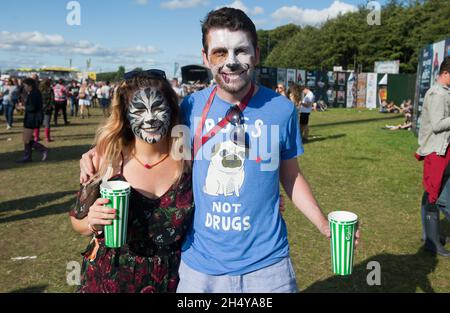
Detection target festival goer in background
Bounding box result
[287,84,305,135]
[100,81,112,117]
[53,79,69,126]
[70,70,194,293]
[276,82,287,96]
[416,56,450,257]
[17,78,48,163]
[40,78,55,142]
[78,81,91,119]
[96,81,103,110]
[386,101,401,113]
[90,82,98,108]
[300,86,314,142]
[2,78,19,130]
[171,78,184,103]
[384,100,413,131]
[69,80,80,117]
[31,73,40,84]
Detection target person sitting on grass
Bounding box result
[386,101,401,113]
[384,100,413,131]
[69,70,194,293]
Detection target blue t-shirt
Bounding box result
[180,85,303,275]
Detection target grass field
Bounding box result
[0,107,449,293]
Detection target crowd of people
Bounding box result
[0,75,115,162]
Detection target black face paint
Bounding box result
[127,88,171,144]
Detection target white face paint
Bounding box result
[127,88,171,144]
[205,29,256,94]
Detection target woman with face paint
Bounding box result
[69,71,194,293]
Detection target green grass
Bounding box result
[0,107,449,293]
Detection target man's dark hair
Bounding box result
[439,55,450,75]
[201,7,258,54]
[106,81,110,86]
[23,78,37,90]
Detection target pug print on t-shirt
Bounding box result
[203,140,246,197]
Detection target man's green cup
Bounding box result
[100,181,131,248]
[328,211,358,276]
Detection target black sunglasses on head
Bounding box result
[123,69,166,80]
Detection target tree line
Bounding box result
[257,0,450,73]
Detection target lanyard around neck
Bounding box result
[192,83,255,159]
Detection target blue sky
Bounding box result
[1,0,386,77]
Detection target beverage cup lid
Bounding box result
[100,180,131,193]
[328,211,358,224]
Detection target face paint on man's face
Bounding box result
[127,88,171,144]
[206,29,256,94]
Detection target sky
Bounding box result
[0,0,387,77]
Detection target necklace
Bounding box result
[132,153,169,169]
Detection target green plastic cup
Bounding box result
[100,181,131,248]
[328,211,358,276]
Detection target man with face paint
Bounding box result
[175,8,360,293]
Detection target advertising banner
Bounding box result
[374,60,400,74]
[431,40,446,86]
[286,69,296,87]
[296,70,306,85]
[366,73,378,109]
[356,73,367,108]
[346,72,355,108]
[277,68,287,86]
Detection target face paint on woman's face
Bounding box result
[127,88,171,144]
[206,29,256,94]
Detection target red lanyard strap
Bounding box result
[192,83,255,159]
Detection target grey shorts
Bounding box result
[176,257,298,293]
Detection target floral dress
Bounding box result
[70,165,194,293]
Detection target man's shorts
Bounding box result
[176,257,298,293]
[300,113,310,125]
[101,98,111,108]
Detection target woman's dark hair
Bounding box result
[23,78,37,90]
[201,7,258,54]
[439,56,450,75]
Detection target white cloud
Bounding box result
[0,31,159,58]
[0,31,64,47]
[216,1,264,16]
[271,1,357,26]
[160,0,209,9]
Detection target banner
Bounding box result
[327,72,336,106]
[258,67,277,89]
[356,73,367,108]
[415,45,433,132]
[277,68,287,87]
[374,60,400,74]
[346,72,355,108]
[366,73,378,109]
[431,40,446,86]
[296,70,306,85]
[316,70,328,104]
[306,71,316,88]
[286,69,296,87]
